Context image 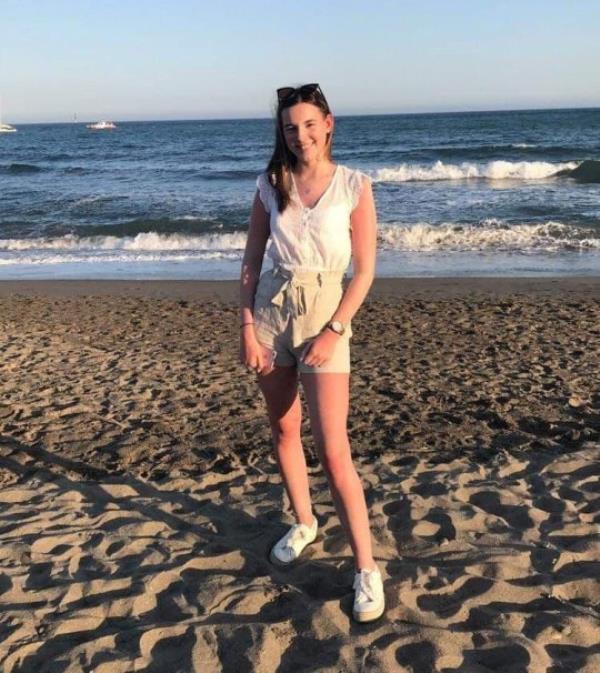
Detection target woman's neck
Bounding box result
[293,157,336,178]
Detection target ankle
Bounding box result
[355,561,378,573]
[296,512,315,527]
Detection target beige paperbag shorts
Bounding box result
[253,264,352,374]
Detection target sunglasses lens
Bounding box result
[277,87,295,101]
[300,83,319,95]
[277,83,321,102]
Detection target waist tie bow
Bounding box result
[270,267,311,319]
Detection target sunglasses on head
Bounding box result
[276,83,322,103]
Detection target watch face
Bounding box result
[331,321,344,334]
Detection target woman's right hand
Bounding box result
[240,326,274,375]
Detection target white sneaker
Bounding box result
[352,566,385,622]
[269,516,318,565]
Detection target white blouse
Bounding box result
[256,164,370,273]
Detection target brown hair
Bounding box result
[265,85,334,213]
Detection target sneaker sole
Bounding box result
[352,603,385,623]
[268,535,318,567]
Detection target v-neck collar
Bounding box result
[291,164,339,211]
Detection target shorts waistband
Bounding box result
[271,263,345,286]
[267,263,344,323]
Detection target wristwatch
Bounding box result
[326,320,346,336]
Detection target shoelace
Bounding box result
[353,569,378,603]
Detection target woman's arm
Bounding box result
[330,177,377,326]
[239,191,270,327]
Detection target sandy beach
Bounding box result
[0,277,598,673]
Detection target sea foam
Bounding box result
[1,221,598,267]
[372,160,579,182]
[0,231,248,252]
[378,220,600,251]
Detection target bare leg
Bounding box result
[300,372,375,571]
[256,365,314,526]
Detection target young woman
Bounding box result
[239,83,384,623]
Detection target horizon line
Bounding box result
[9,104,600,126]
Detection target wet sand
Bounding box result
[0,278,598,672]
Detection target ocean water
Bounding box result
[1,108,599,279]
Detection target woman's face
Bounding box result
[281,102,333,163]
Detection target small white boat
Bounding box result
[0,96,17,132]
[86,120,117,130]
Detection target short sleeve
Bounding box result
[256,172,274,214]
[348,169,372,211]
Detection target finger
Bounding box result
[307,355,326,368]
[263,352,276,374]
[257,349,272,375]
[256,354,267,374]
[300,342,312,362]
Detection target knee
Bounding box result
[320,448,355,488]
[271,407,301,442]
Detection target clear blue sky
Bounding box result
[1,0,599,123]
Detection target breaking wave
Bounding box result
[1,221,599,267]
[377,220,600,252]
[0,231,248,253]
[372,160,579,182]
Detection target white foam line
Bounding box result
[1,220,599,267]
[0,231,248,252]
[378,220,600,251]
[372,160,578,182]
[0,251,243,266]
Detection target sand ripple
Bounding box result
[0,440,598,672]
[0,285,599,671]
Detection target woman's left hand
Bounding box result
[300,329,340,368]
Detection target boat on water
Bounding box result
[86,120,117,130]
[0,96,17,132]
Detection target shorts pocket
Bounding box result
[253,274,281,342]
[254,272,275,304]
[301,283,345,340]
